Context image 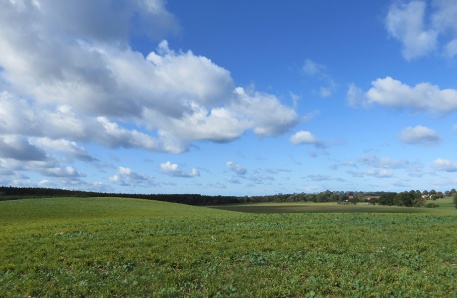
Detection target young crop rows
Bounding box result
[1,197,456,297]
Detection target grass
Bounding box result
[210,198,456,214]
[209,202,429,214]
[1,197,457,297]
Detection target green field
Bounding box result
[1,197,457,297]
[210,202,432,214]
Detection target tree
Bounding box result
[316,190,332,202]
[330,193,345,203]
[394,192,414,207]
[378,192,396,206]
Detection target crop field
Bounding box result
[1,197,457,297]
[209,202,435,214]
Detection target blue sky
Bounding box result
[1,0,457,196]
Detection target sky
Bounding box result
[1,0,457,196]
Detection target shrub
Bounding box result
[425,202,439,208]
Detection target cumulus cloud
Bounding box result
[347,77,457,114]
[0,0,300,191]
[289,131,325,148]
[433,158,457,172]
[42,166,83,178]
[231,87,298,136]
[32,138,95,162]
[226,161,247,175]
[0,1,298,161]
[0,135,46,161]
[398,125,441,146]
[386,1,437,59]
[109,166,156,186]
[0,156,86,186]
[160,161,200,178]
[386,0,457,59]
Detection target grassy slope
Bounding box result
[1,197,457,297]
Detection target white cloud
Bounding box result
[227,177,242,184]
[303,59,326,76]
[42,166,83,178]
[432,0,457,57]
[308,175,332,181]
[302,59,337,97]
[95,117,163,151]
[444,39,457,57]
[366,169,393,178]
[386,0,457,59]
[358,155,414,169]
[290,92,300,110]
[232,88,298,136]
[398,125,441,146]
[347,169,393,178]
[32,138,95,162]
[386,1,437,60]
[38,180,52,187]
[226,161,247,175]
[356,154,424,177]
[248,174,275,185]
[0,1,298,158]
[347,84,367,108]
[319,86,335,98]
[109,166,156,186]
[289,131,324,148]
[348,77,457,114]
[0,155,87,185]
[0,135,46,161]
[433,158,457,172]
[160,161,200,178]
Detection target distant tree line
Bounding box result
[362,189,457,208]
[0,186,240,205]
[0,186,456,208]
[234,189,457,208]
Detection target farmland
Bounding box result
[1,197,457,297]
[210,201,435,214]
